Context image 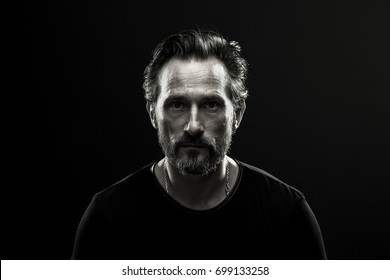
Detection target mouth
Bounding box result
[179,143,209,148]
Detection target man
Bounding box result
[71,29,327,260]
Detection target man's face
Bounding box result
[151,58,238,176]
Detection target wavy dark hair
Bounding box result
[142,29,249,109]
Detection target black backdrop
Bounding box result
[4,0,390,260]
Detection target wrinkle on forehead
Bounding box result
[159,58,228,94]
[167,73,224,91]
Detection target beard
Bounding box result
[157,124,233,176]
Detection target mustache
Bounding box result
[174,133,216,149]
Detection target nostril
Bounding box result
[184,106,204,135]
[184,119,204,136]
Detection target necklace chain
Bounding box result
[163,159,169,193]
[163,159,231,196]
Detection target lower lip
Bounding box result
[180,146,207,149]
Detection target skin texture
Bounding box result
[147,57,246,210]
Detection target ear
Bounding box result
[146,101,157,129]
[233,101,246,131]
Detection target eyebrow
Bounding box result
[164,93,226,103]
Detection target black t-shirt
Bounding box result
[71,160,327,260]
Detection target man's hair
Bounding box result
[143,29,249,109]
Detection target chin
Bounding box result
[174,156,218,176]
[179,149,209,161]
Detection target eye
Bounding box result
[169,101,185,111]
[205,101,221,111]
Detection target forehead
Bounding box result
[158,58,228,96]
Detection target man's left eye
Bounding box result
[205,101,220,110]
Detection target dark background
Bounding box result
[3,0,389,259]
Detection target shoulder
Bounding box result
[236,160,305,202]
[92,161,157,209]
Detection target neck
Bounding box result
[163,157,229,210]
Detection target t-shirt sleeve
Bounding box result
[290,198,327,259]
[71,196,111,260]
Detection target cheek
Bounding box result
[158,116,185,135]
[204,114,232,134]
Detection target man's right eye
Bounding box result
[169,101,185,110]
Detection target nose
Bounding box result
[184,106,204,136]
